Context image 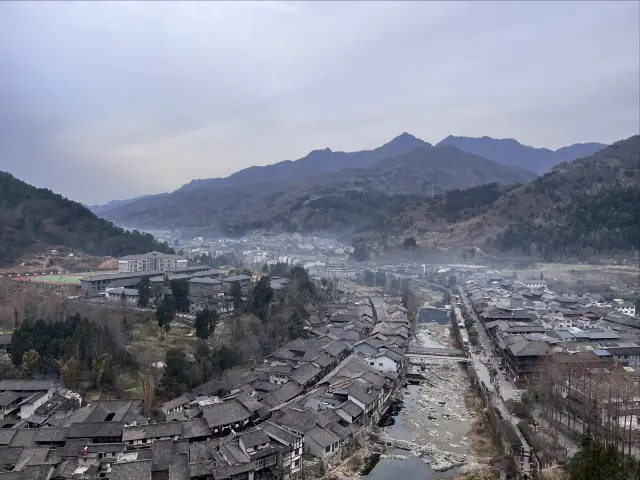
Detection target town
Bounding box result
[1,241,639,480]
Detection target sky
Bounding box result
[0,1,639,205]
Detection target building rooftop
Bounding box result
[201,400,251,429]
[119,251,186,261]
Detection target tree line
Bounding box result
[8,313,133,391]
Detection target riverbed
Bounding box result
[364,306,476,479]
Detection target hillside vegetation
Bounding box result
[0,171,173,266]
[433,135,640,258]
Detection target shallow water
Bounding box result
[365,317,473,479]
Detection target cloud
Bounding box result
[0,1,638,204]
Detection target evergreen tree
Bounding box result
[137,277,151,307]
[194,308,219,340]
[170,279,190,312]
[156,295,174,332]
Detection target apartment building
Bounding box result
[118,251,187,273]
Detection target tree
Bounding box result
[230,281,243,310]
[194,342,213,382]
[170,279,190,312]
[19,349,40,379]
[351,245,369,262]
[137,277,151,307]
[403,237,417,249]
[139,372,157,416]
[156,295,174,332]
[211,345,240,375]
[261,264,269,273]
[194,308,219,340]
[58,357,80,390]
[163,348,189,396]
[268,262,290,277]
[91,354,112,390]
[251,276,274,321]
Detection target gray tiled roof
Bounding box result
[238,428,270,449]
[0,446,24,465]
[234,392,263,413]
[289,363,322,386]
[305,426,339,448]
[8,429,37,447]
[0,429,17,445]
[0,380,56,392]
[122,422,181,441]
[201,400,251,429]
[34,427,68,443]
[67,422,125,439]
[276,409,316,433]
[0,391,20,407]
[262,382,302,409]
[180,418,211,439]
[338,400,363,418]
[108,459,152,480]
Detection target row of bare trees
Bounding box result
[527,357,640,462]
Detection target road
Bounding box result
[456,287,532,472]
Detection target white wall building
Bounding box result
[118,251,187,273]
[308,265,357,283]
[612,299,636,317]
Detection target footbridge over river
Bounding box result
[405,346,470,364]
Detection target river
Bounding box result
[364,305,474,479]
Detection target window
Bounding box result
[325,446,330,453]
[378,363,383,367]
[294,459,300,467]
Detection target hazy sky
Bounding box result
[1,1,638,204]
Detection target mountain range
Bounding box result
[93,133,607,230]
[437,136,607,174]
[94,136,539,230]
[0,133,635,265]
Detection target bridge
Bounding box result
[405,346,470,364]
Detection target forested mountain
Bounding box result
[97,143,535,230]
[0,171,173,266]
[437,135,607,174]
[427,135,639,259]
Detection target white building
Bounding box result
[105,287,139,306]
[118,251,187,273]
[612,299,636,317]
[308,265,357,283]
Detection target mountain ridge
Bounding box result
[97,142,538,230]
[436,135,607,174]
[93,133,607,213]
[0,171,173,267]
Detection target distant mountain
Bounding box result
[98,141,537,233]
[437,136,607,174]
[177,131,429,193]
[0,171,173,267]
[90,196,156,216]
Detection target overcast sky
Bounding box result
[1,1,638,204]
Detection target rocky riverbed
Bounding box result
[362,315,493,479]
